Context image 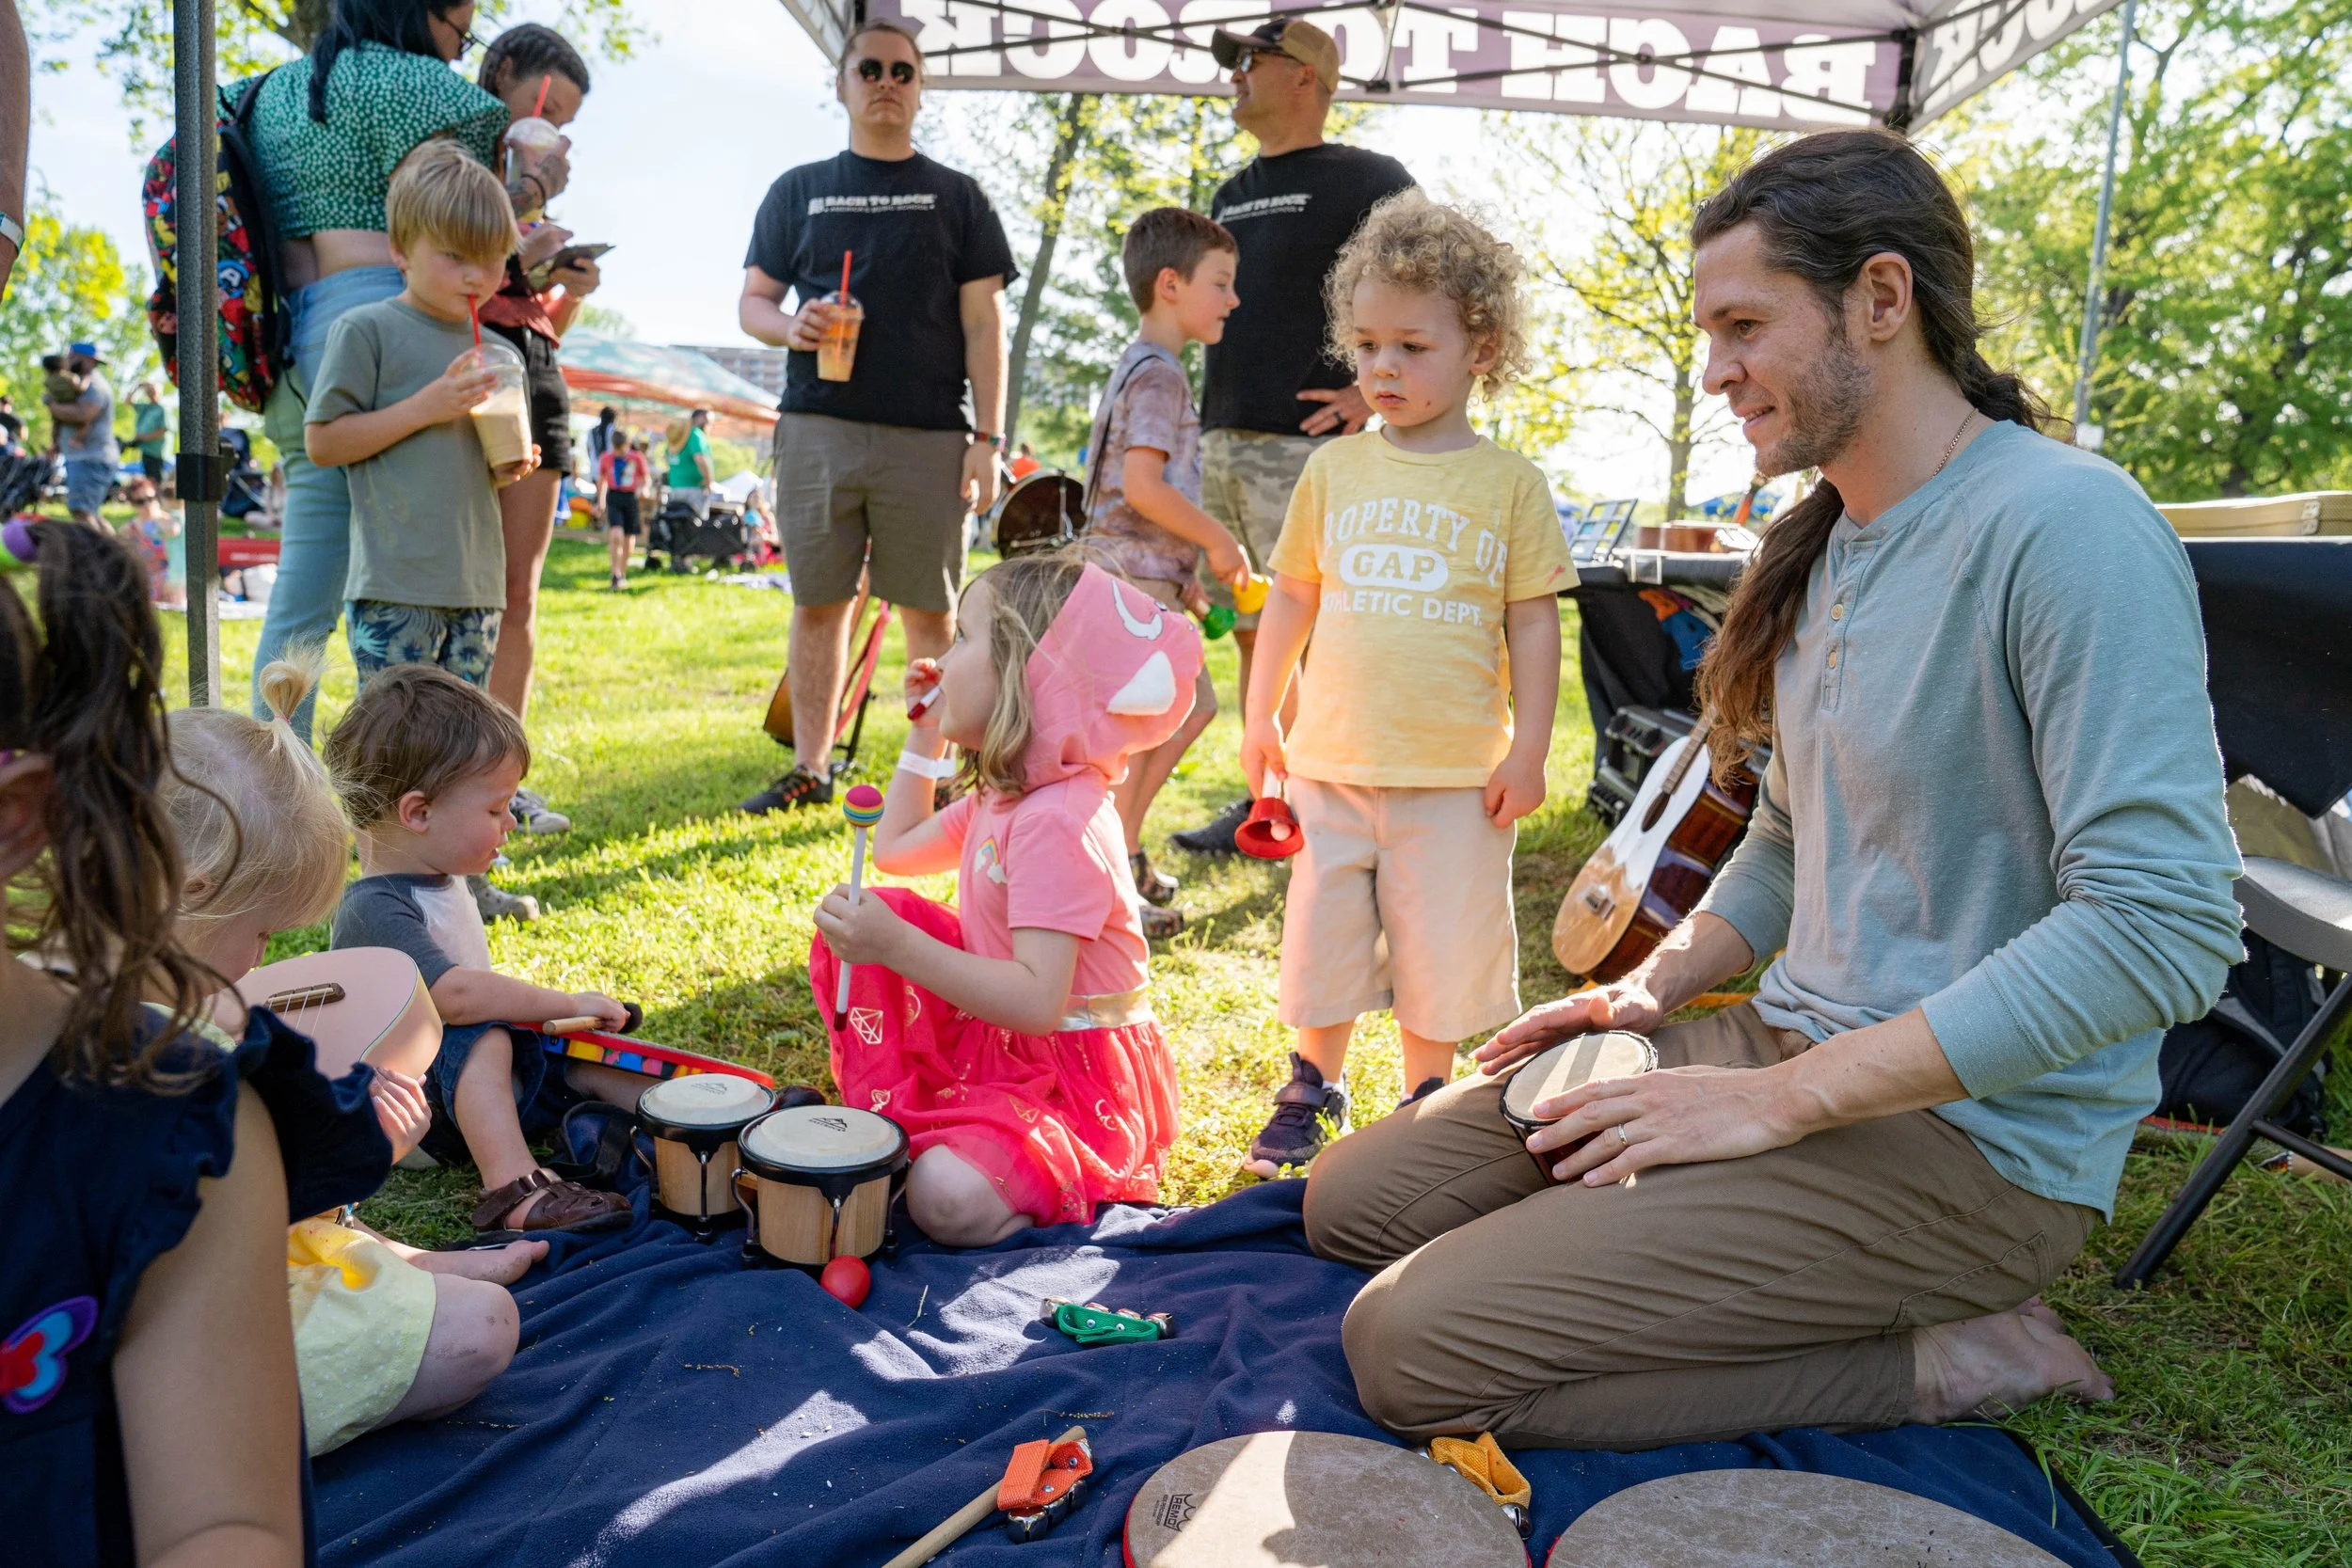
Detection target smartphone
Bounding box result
[528,242,613,291]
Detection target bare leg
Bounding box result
[1911,1297,2114,1422]
[788,598,855,772]
[451,1029,619,1229]
[898,605,953,665]
[1294,1019,1358,1085]
[486,467,562,720]
[380,1275,519,1425]
[390,1238,548,1284]
[1115,666,1216,854]
[606,526,628,583]
[905,1146,1027,1247]
[564,1059,658,1107]
[1397,1028,1456,1095]
[1233,626,1256,731]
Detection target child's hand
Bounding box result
[417,349,499,424]
[567,991,632,1030]
[1205,529,1249,590]
[905,658,943,725]
[815,882,910,968]
[1483,745,1548,827]
[369,1068,432,1164]
[492,443,542,489]
[1239,717,1287,799]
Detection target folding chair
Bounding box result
[2114,856,2352,1286]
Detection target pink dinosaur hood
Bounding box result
[1021,564,1205,790]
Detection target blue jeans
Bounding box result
[251,263,404,738]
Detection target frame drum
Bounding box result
[991,472,1086,559]
[1123,1432,1526,1567]
[637,1073,775,1228]
[736,1103,909,1267]
[1546,1470,2069,1567]
[1500,1030,1657,1182]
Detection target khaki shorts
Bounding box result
[1200,428,1322,628]
[772,412,969,613]
[1279,778,1519,1042]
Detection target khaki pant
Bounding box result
[1200,428,1321,627]
[1303,1004,2096,1449]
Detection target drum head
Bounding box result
[992,473,1086,558]
[741,1104,906,1172]
[1124,1432,1524,1567]
[1547,1470,2069,1567]
[639,1072,773,1129]
[1502,1031,1655,1127]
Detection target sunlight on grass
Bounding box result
[164,533,2352,1563]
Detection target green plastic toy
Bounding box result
[1042,1298,1174,1346]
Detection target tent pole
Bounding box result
[2070,0,2136,446]
[174,0,222,705]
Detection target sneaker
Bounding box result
[1244,1053,1350,1179]
[1171,797,1252,857]
[510,786,571,835]
[609,572,625,591]
[1140,903,1184,941]
[1400,1076,1447,1110]
[1130,847,1179,907]
[469,872,540,924]
[741,763,834,815]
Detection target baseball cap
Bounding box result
[1210,18,1340,91]
[67,341,105,362]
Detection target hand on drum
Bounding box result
[816,880,911,968]
[1474,983,1663,1074]
[368,1068,432,1164]
[1523,1063,1806,1186]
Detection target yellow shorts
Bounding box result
[288,1218,437,1456]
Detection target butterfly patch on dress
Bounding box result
[3,1295,97,1414]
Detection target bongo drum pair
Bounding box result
[1499,1031,1657,1182]
[636,1074,777,1232]
[637,1085,908,1267]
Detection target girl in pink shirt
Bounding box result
[812,556,1205,1245]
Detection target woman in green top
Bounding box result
[130,382,168,485]
[245,0,568,738]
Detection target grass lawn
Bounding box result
[164,532,2350,1566]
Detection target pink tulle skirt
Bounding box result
[808,888,1180,1227]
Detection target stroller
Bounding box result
[646,495,755,573]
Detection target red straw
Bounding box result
[468,294,482,351]
[532,73,550,118]
[840,250,852,301]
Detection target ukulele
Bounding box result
[1552,713,1757,982]
[221,947,442,1081]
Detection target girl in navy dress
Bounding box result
[0,524,383,1567]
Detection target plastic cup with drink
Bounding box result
[468,340,532,475]
[816,250,862,383]
[503,114,565,218]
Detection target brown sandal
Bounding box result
[470,1168,631,1241]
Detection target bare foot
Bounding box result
[1912,1297,2114,1423]
[409,1239,548,1284]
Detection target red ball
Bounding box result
[818,1255,871,1309]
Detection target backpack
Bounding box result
[142,71,288,414]
[2155,929,2328,1136]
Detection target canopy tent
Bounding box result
[556,335,781,440]
[783,0,2122,129]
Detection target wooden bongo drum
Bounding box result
[734,1104,908,1268]
[1499,1030,1657,1182]
[1122,1432,1528,1567]
[636,1073,775,1232]
[1546,1470,2069,1567]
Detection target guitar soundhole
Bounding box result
[1640,792,1669,832]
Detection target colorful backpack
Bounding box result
[142,71,287,414]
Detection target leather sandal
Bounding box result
[470,1168,631,1242]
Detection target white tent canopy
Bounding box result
[782,0,2122,129]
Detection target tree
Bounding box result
[26,0,646,131]
[1004,92,1094,451]
[1497,117,1764,517]
[0,194,153,441]
[1955,0,2352,498]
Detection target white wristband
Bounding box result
[897,750,958,780]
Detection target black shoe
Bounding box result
[1130,847,1179,906]
[1401,1076,1446,1110]
[741,764,834,815]
[1244,1052,1349,1179]
[1171,797,1252,857]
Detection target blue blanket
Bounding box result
[318,1182,2124,1567]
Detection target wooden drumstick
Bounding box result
[542,1015,598,1035]
[877,1425,1086,1568]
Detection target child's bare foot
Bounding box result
[410,1239,547,1284]
[1912,1297,2114,1423]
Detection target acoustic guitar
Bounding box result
[221,947,442,1081]
[1552,713,1757,982]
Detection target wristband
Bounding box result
[972,432,1004,450]
[0,212,22,252]
[897,750,958,780]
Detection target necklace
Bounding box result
[1931,408,1978,480]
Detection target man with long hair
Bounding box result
[1304,129,2242,1449]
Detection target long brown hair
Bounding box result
[9,524,217,1085]
[1691,129,2050,780]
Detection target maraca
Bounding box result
[834,784,887,1030]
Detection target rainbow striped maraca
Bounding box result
[834,784,888,1028]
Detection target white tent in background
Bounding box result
[777,0,2123,130]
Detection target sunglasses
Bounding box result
[853,57,919,85]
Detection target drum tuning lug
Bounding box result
[1502,1502,1531,1539]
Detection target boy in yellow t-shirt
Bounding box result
[1239,191,1575,1177]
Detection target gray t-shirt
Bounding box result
[330,872,492,986]
[307,298,506,609]
[57,369,118,462]
[1082,341,1202,587]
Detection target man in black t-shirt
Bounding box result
[737,19,1016,815]
[1170,18,1415,855]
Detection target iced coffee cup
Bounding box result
[816,290,863,383]
[469,341,532,473]
[503,117,564,215]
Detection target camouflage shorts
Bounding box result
[1200,428,1322,626]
